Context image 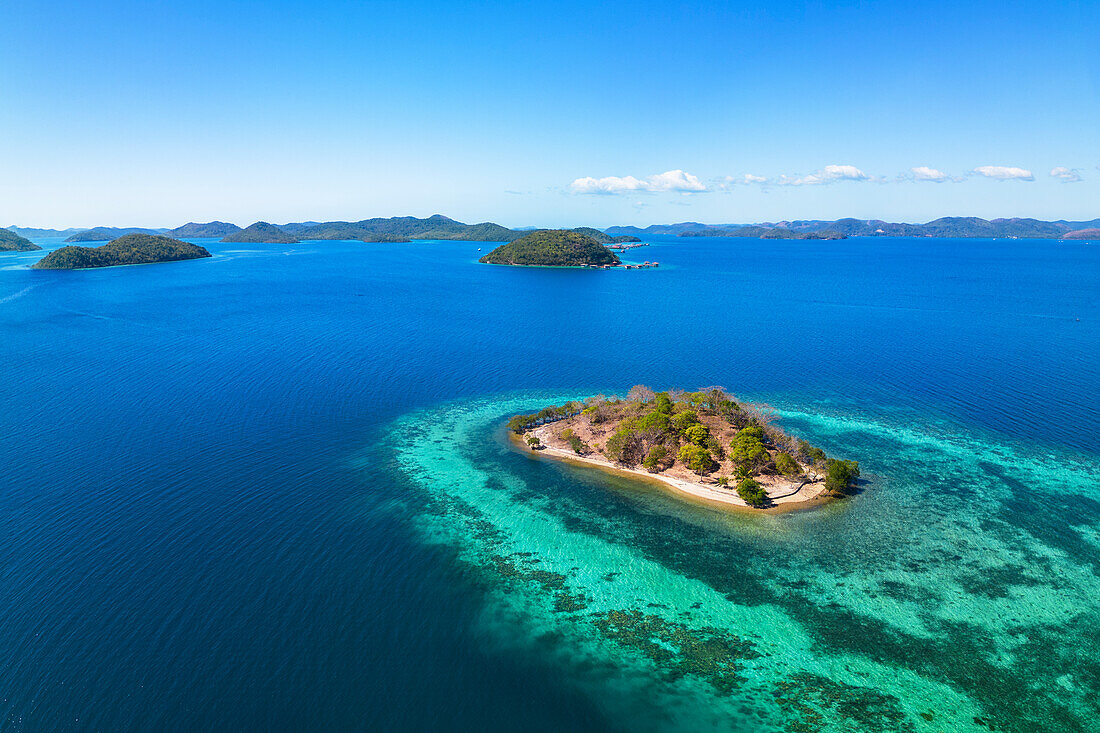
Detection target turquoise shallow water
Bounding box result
[0,234,1097,730]
[390,393,1100,732]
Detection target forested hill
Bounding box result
[281,215,523,242]
[479,230,620,266]
[166,221,242,238]
[0,228,42,252]
[222,222,300,244]
[65,227,165,242]
[33,234,211,269]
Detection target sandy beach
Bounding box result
[526,425,828,511]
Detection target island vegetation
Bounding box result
[166,221,242,238]
[508,386,859,509]
[479,230,621,267]
[32,234,212,270]
[0,228,42,252]
[65,227,163,242]
[221,222,300,244]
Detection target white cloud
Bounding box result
[780,164,869,186]
[972,165,1034,181]
[569,169,707,194]
[715,173,769,190]
[1050,166,1082,183]
[911,166,949,182]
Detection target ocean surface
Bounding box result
[1,234,1098,732]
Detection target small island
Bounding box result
[508,387,860,510]
[32,234,212,270]
[479,230,621,267]
[221,221,300,244]
[0,228,42,252]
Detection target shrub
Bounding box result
[677,444,715,475]
[642,445,668,472]
[737,477,768,507]
[653,392,673,415]
[775,452,801,476]
[825,459,860,494]
[560,428,590,455]
[526,436,541,449]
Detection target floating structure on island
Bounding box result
[608,242,651,251]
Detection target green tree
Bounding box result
[825,459,860,494]
[677,444,715,475]
[775,452,801,476]
[671,410,699,433]
[736,477,768,507]
[636,411,671,436]
[507,414,536,433]
[730,429,768,467]
[684,423,710,446]
[642,445,668,472]
[526,436,541,449]
[604,428,644,466]
[653,392,673,415]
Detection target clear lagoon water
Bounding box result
[1,234,1098,731]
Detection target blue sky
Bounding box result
[2,0,1097,228]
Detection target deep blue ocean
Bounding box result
[1,234,1098,732]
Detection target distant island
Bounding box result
[222,222,300,244]
[1062,228,1100,240]
[15,214,1100,249]
[281,215,523,243]
[65,227,163,243]
[166,221,242,238]
[681,227,846,240]
[509,387,860,510]
[569,227,642,244]
[33,234,212,270]
[608,216,1100,240]
[479,230,621,267]
[0,228,42,252]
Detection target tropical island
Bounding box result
[0,228,42,252]
[222,222,300,244]
[32,234,212,270]
[479,230,621,267]
[508,387,860,510]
